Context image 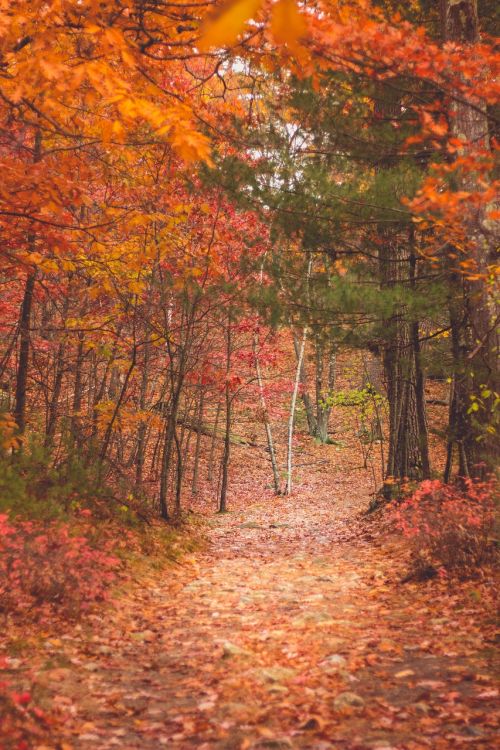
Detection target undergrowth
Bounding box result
[0,443,206,623]
[0,657,53,750]
[393,477,498,581]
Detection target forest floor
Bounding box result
[2,450,498,750]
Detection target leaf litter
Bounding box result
[1,449,497,750]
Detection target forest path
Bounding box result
[32,486,497,750]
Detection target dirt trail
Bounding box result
[25,482,497,750]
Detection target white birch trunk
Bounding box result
[286,326,307,495]
[253,334,281,494]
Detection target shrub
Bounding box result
[0,513,120,619]
[0,441,147,525]
[393,478,497,580]
[0,439,110,521]
[0,660,49,750]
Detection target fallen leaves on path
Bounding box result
[1,469,497,750]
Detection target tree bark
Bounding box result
[409,241,431,479]
[219,319,232,513]
[286,327,307,495]
[314,339,336,443]
[207,397,222,483]
[440,0,498,476]
[379,234,422,483]
[45,293,71,450]
[293,333,316,436]
[159,387,182,521]
[70,333,85,450]
[135,340,151,492]
[44,338,66,450]
[374,84,427,490]
[13,128,41,439]
[14,270,36,437]
[191,387,205,495]
[253,334,281,494]
[173,421,183,516]
[99,346,136,463]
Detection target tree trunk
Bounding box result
[45,293,71,450]
[219,320,232,513]
[207,397,222,483]
[99,347,136,463]
[445,292,472,480]
[379,233,423,489]
[191,387,205,495]
[219,386,231,513]
[14,270,36,438]
[44,338,66,450]
[286,327,307,495]
[292,332,316,436]
[13,129,41,439]
[440,0,498,476]
[135,340,151,492]
[253,334,281,494]
[409,241,431,479]
[314,339,336,443]
[373,87,426,491]
[70,334,85,450]
[159,392,180,521]
[173,422,183,516]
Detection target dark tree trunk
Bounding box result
[44,339,65,450]
[70,334,85,450]
[409,241,431,479]
[135,341,151,492]
[314,339,336,443]
[173,422,183,516]
[99,346,136,463]
[45,294,71,450]
[159,352,188,520]
[13,129,41,438]
[191,388,205,495]
[379,234,423,488]
[207,397,222,483]
[219,321,232,513]
[293,332,316,436]
[159,397,178,521]
[14,270,36,437]
[219,388,231,513]
[374,82,429,491]
[440,0,498,476]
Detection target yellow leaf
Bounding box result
[112,119,124,137]
[199,0,262,50]
[129,279,145,294]
[271,0,307,47]
[26,252,43,265]
[170,127,213,164]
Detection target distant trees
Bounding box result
[0,1,497,521]
[207,0,497,490]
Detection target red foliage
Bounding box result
[0,514,120,619]
[393,478,497,578]
[0,658,50,750]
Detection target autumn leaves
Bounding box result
[199,0,308,52]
